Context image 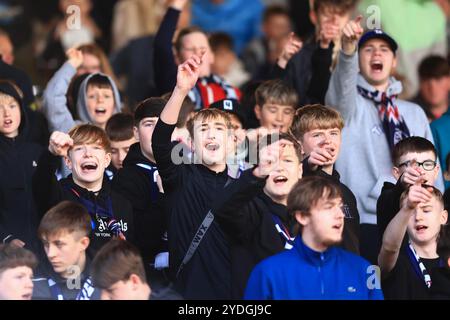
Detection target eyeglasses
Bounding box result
[398,160,437,171]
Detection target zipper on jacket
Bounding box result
[319,253,325,295]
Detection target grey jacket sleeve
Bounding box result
[42,62,77,133]
[325,50,359,120]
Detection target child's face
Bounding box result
[255,103,295,133]
[0,266,33,300]
[110,137,137,170]
[297,194,345,249]
[359,39,397,88]
[0,93,21,138]
[419,76,450,108]
[77,53,101,76]
[65,142,111,190]
[177,31,214,77]
[135,117,158,162]
[41,230,89,278]
[191,117,230,170]
[86,85,115,129]
[314,6,351,40]
[263,143,302,203]
[301,127,342,164]
[394,151,439,185]
[406,196,448,248]
[263,14,291,41]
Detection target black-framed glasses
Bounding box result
[398,160,436,171]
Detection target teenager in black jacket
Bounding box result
[33,124,134,259]
[214,133,303,298]
[152,55,235,299]
[0,81,44,253]
[291,104,360,255]
[112,98,168,287]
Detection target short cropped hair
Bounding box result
[290,104,344,140]
[418,55,449,80]
[392,137,437,167]
[68,124,111,154]
[91,240,146,289]
[0,244,37,276]
[38,201,92,240]
[134,97,166,126]
[255,79,298,109]
[263,5,290,23]
[105,113,135,142]
[287,176,342,234]
[186,108,232,138]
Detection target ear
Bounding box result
[295,210,309,228]
[298,162,303,180]
[80,236,90,251]
[133,126,140,142]
[392,166,401,180]
[444,170,450,181]
[64,155,73,170]
[447,257,450,269]
[104,152,112,168]
[440,209,448,225]
[254,105,262,120]
[129,274,141,288]
[392,55,398,71]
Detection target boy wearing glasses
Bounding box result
[377,137,441,241]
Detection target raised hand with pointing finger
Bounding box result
[341,15,364,55]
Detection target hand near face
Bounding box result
[278,32,303,69]
[253,139,293,178]
[404,181,433,210]
[49,131,74,157]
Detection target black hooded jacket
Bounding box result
[33,150,134,258]
[112,143,167,264]
[0,82,44,252]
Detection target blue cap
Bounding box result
[358,29,398,53]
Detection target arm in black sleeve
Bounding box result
[306,42,333,104]
[377,180,406,241]
[154,7,180,95]
[152,119,182,192]
[32,150,64,218]
[213,169,267,242]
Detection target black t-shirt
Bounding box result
[382,250,440,300]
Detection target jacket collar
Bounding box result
[294,236,337,266]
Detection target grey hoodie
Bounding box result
[325,50,445,225]
[43,62,122,133]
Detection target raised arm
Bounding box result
[42,49,83,133]
[378,183,433,274]
[152,54,202,190]
[325,16,363,120]
[153,0,187,95]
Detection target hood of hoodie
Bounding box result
[123,142,155,167]
[76,73,122,124]
[357,73,403,97]
[0,81,29,144]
